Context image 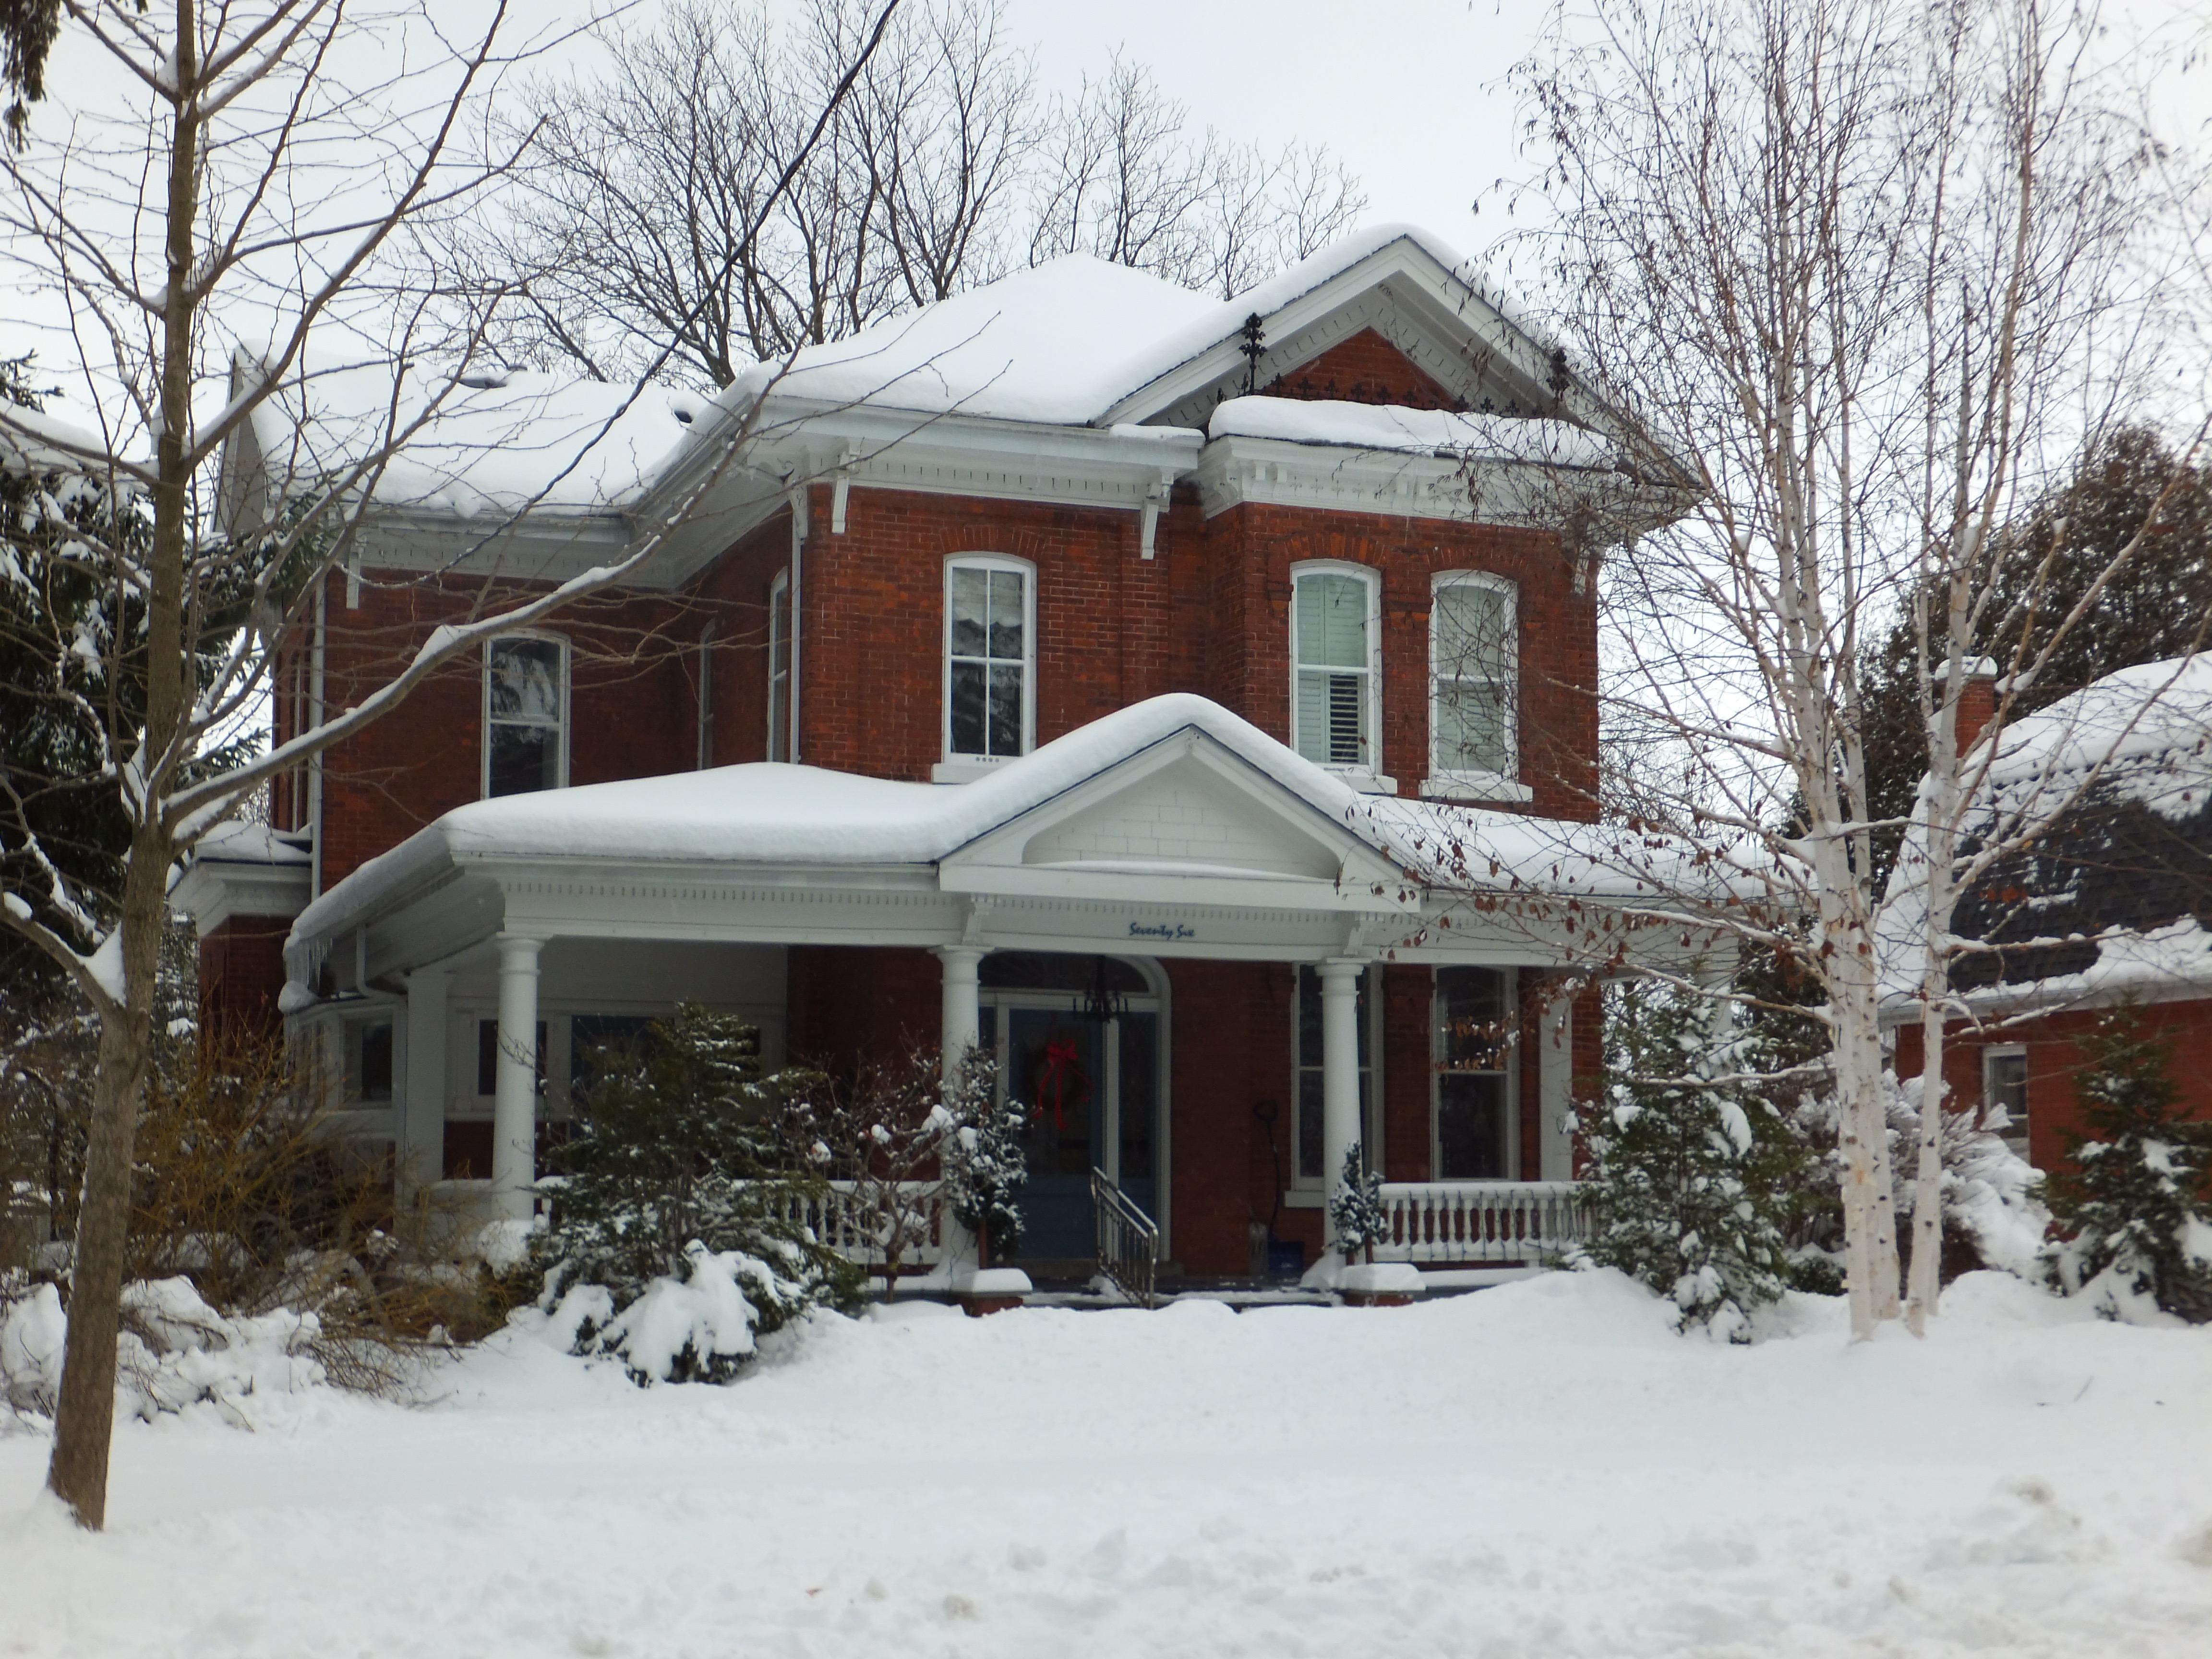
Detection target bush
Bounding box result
[940,1043,1026,1263]
[2042,1006,2212,1322]
[537,1004,863,1383]
[1583,984,1803,1340]
[1327,1142,1388,1264]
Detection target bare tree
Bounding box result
[1026,53,1366,299]
[1499,0,2205,1340]
[0,0,896,1529]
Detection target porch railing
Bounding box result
[753,1180,949,1270]
[1091,1167,1160,1309]
[1372,1181,1586,1265]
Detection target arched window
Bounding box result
[1289,562,1382,781]
[940,554,1035,776]
[483,633,567,798]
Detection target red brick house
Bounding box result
[1884,656,2212,1171]
[183,226,1690,1283]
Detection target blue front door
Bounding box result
[998,1007,1160,1262]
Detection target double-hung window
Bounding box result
[767,569,792,762]
[484,635,566,798]
[1291,564,1383,782]
[1434,966,1514,1179]
[1984,1045,2029,1158]
[1426,572,1523,800]
[941,556,1033,774]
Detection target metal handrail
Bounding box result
[1091,1166,1160,1309]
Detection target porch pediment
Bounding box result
[940,726,1419,912]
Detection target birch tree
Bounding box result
[0,0,897,1530]
[1501,0,2205,1339]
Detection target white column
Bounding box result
[934,945,985,1274]
[493,935,543,1223]
[1540,987,1575,1182]
[1319,958,1363,1254]
[937,945,983,1074]
[400,968,449,1208]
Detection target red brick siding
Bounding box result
[1896,1000,2212,1173]
[1262,328,1464,411]
[198,915,292,1034]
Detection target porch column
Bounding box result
[1319,957,1363,1253]
[937,945,984,1073]
[492,934,543,1224]
[400,967,449,1206]
[1540,989,1574,1182]
[934,945,985,1274]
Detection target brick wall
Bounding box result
[198,915,292,1034]
[1896,999,2212,1173]
[1262,327,1464,411]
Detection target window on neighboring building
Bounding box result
[945,556,1033,762]
[1291,564,1381,775]
[767,569,791,762]
[1984,1045,2029,1156]
[484,635,566,798]
[1430,572,1517,789]
[1292,964,1378,1185]
[1435,966,1514,1179]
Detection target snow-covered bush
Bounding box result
[1582,985,1801,1340]
[940,1044,1027,1263]
[3,1274,325,1424]
[2042,1007,2212,1322]
[1885,1072,2051,1283]
[1327,1142,1388,1264]
[537,1005,862,1382]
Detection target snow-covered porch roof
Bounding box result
[278,696,1719,1001]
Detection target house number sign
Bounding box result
[1128,922,1197,941]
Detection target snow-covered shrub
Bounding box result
[3,1274,325,1423]
[2042,1007,2212,1322]
[1885,1072,2051,1283]
[1327,1142,1388,1264]
[940,1044,1027,1263]
[537,1005,862,1382]
[1582,985,1801,1340]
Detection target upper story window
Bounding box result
[696,621,717,770]
[484,635,567,798]
[1435,966,1514,1179]
[943,556,1034,770]
[1290,563,1382,781]
[1426,572,1523,801]
[767,569,792,762]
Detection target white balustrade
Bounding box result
[1373,1181,1586,1264]
[750,1180,949,1269]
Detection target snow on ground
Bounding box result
[3,1270,2209,1658]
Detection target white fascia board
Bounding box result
[346,504,637,581]
[1102,238,1574,429]
[173,856,312,938]
[939,863,1400,912]
[746,399,1201,512]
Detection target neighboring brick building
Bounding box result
[1882,656,2212,1172]
[185,227,1685,1282]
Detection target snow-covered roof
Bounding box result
[1879,653,2212,1018]
[241,361,712,517]
[1208,397,1611,470]
[0,402,126,477]
[290,693,1719,952]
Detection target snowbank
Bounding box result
[6,1271,2210,1656]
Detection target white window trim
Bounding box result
[1431,965,1519,1182]
[766,567,792,763]
[1284,962,1387,1204]
[1423,570,1527,803]
[481,632,569,799]
[696,619,717,770]
[1983,1043,2030,1151]
[1288,560,1395,793]
[935,553,1036,783]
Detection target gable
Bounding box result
[1020,756,1342,879]
[1260,328,1463,412]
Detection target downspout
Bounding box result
[308,573,327,901]
[789,486,807,765]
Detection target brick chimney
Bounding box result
[1941,656,2001,755]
